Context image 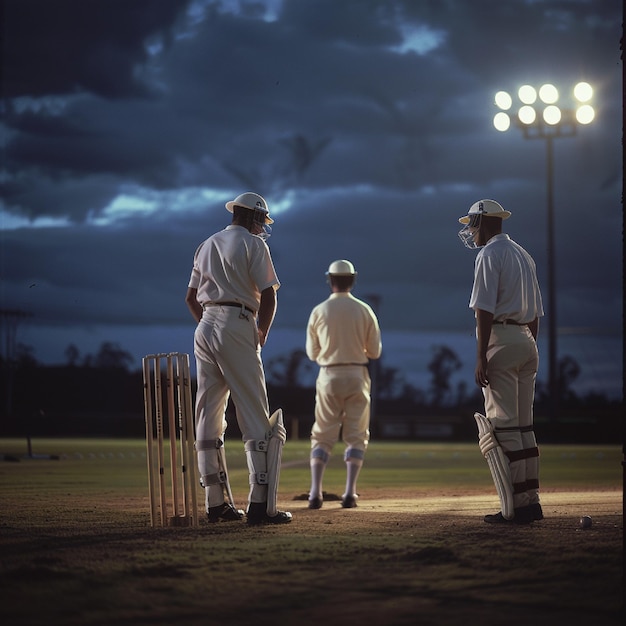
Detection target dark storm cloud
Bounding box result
[0,0,622,377]
[4,0,468,217]
[4,0,619,218]
[2,0,192,98]
[156,8,454,190]
[403,0,619,81]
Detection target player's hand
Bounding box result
[475,356,489,388]
[258,328,267,347]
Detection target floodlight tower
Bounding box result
[493,82,595,422]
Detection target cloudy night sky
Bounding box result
[1,0,622,398]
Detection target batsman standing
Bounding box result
[458,199,544,524]
[185,192,292,525]
[305,260,382,509]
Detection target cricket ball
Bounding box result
[579,515,592,529]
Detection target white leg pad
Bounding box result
[474,413,515,520]
[216,445,236,508]
[244,441,268,503]
[196,439,236,508]
[266,409,286,516]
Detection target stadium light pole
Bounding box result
[493,82,595,423]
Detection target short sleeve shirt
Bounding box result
[188,225,279,312]
[469,233,544,323]
[306,292,382,365]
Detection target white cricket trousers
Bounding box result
[194,306,271,506]
[483,324,540,509]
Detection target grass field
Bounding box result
[0,438,623,626]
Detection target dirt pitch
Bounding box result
[0,485,622,626]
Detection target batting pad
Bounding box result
[474,413,515,520]
[217,445,237,508]
[266,409,286,517]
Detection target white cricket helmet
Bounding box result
[326,260,357,276]
[458,199,511,249]
[458,199,511,225]
[225,192,274,224]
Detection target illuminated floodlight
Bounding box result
[576,104,595,124]
[493,81,595,136]
[518,85,537,104]
[543,105,561,125]
[574,82,593,103]
[495,91,513,110]
[518,105,536,125]
[493,112,511,131]
[539,84,559,104]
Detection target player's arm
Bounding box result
[475,308,494,387]
[305,319,320,361]
[185,287,202,323]
[257,286,277,347]
[365,314,382,360]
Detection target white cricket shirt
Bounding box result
[469,233,544,323]
[188,225,279,312]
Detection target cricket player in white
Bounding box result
[185,192,291,525]
[459,199,544,524]
[306,260,382,509]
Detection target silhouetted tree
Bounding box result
[536,354,582,407]
[428,345,462,407]
[455,380,469,406]
[93,342,134,370]
[65,344,80,366]
[15,343,37,367]
[376,364,410,400]
[558,355,581,402]
[267,349,315,388]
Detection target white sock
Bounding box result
[344,458,363,498]
[309,458,326,499]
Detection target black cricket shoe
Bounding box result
[484,512,516,524]
[207,502,244,523]
[341,494,358,509]
[308,496,323,509]
[246,502,293,525]
[530,503,544,520]
[484,507,534,525]
[513,505,536,524]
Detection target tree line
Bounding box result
[0,340,621,442]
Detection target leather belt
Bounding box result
[322,363,367,367]
[204,301,256,315]
[493,320,526,326]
